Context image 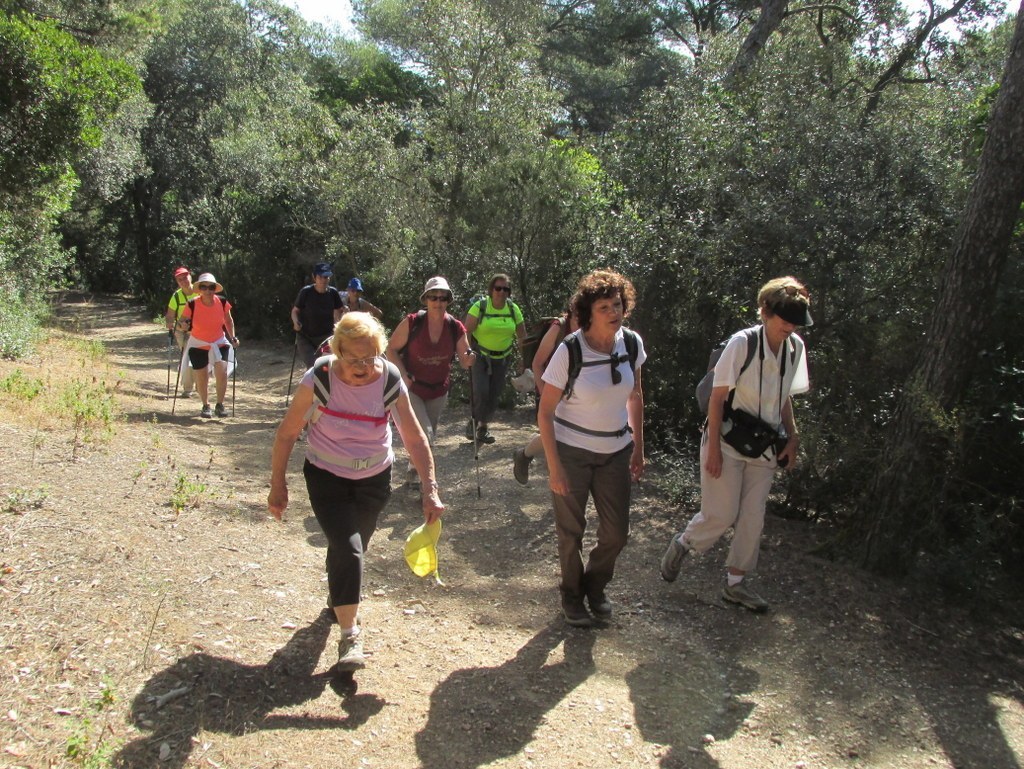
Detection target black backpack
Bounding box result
[561,328,640,400]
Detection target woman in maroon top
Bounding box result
[386,277,476,487]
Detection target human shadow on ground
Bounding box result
[415,624,596,769]
[628,657,757,768]
[114,610,383,769]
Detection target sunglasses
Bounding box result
[198,284,217,291]
[610,352,628,385]
[340,354,377,368]
[425,294,450,302]
[493,285,511,294]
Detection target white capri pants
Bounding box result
[682,432,777,573]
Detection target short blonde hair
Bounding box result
[329,312,387,358]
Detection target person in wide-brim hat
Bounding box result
[386,276,475,489]
[179,272,238,419]
[194,272,224,293]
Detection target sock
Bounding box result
[340,626,359,638]
[727,573,744,587]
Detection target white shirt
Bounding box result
[713,325,808,430]
[543,328,647,453]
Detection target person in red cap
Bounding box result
[165,267,197,396]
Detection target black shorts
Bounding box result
[187,345,231,369]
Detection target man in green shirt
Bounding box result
[165,266,198,396]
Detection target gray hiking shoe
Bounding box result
[722,582,769,613]
[214,402,228,418]
[200,404,213,418]
[660,534,690,582]
[336,631,366,671]
[513,448,532,485]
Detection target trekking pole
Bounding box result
[170,350,183,416]
[467,366,481,498]
[231,347,237,417]
[285,334,299,406]
[166,331,174,397]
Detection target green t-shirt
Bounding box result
[468,298,523,357]
[167,288,198,320]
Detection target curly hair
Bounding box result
[329,311,387,357]
[570,269,636,331]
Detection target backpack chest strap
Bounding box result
[316,405,390,426]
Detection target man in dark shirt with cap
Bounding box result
[291,263,344,367]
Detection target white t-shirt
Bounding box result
[713,325,809,430]
[543,328,647,453]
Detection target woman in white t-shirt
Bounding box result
[538,270,646,628]
[660,276,812,613]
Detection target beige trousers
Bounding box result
[682,434,776,573]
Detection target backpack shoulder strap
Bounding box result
[622,328,639,370]
[311,354,334,408]
[402,311,427,352]
[446,314,462,346]
[476,297,489,317]
[737,327,759,377]
[381,359,402,408]
[561,333,583,400]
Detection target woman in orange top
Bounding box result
[179,272,238,418]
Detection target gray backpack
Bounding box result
[695,328,759,417]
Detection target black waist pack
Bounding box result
[722,409,780,459]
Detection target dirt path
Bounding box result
[0,293,1021,769]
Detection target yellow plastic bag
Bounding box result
[404,519,443,583]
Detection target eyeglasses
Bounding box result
[493,285,511,294]
[425,294,450,302]
[198,284,217,291]
[340,354,377,368]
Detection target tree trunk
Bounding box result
[857,1,1024,573]
[725,0,789,88]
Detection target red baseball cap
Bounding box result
[173,266,190,277]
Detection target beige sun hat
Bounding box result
[420,276,454,304]
[195,273,224,293]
